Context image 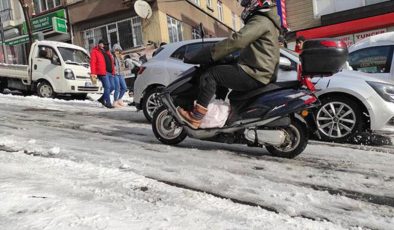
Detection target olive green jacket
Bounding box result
[211,10,281,85]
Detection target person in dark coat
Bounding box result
[90,39,115,108]
[178,0,281,129]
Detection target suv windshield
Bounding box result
[58,47,90,66]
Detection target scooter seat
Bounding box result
[228,81,300,101]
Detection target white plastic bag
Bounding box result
[200,100,231,128]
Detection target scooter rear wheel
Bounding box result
[152,106,187,145]
[265,118,308,158]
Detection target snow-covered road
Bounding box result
[0,94,393,230]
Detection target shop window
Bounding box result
[167,16,183,43]
[349,46,393,74]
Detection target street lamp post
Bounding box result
[0,13,8,63]
[18,0,34,53]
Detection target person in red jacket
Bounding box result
[295,36,305,54]
[90,39,115,108]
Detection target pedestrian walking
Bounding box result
[112,43,128,107]
[90,39,115,108]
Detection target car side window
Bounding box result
[170,42,215,61]
[349,46,393,74]
[38,46,60,65]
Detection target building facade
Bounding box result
[285,0,394,46]
[1,0,78,64]
[68,0,243,54]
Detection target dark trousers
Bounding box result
[197,64,265,108]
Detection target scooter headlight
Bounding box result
[367,81,394,103]
[64,69,75,80]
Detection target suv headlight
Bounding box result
[64,69,75,80]
[367,81,394,103]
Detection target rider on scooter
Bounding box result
[178,0,281,129]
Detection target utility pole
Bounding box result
[18,0,34,53]
[0,12,8,63]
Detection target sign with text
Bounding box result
[354,29,387,43]
[52,17,67,34]
[23,9,67,34]
[335,34,355,47]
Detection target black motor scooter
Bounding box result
[151,39,348,158]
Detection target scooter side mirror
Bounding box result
[279,57,292,71]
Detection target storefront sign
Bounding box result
[52,17,67,34]
[23,9,67,34]
[354,28,387,42]
[335,34,355,47]
[0,34,38,46]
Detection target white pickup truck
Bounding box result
[0,40,101,98]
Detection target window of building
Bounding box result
[207,0,212,8]
[83,17,143,51]
[312,0,390,18]
[349,46,393,74]
[232,12,237,31]
[167,16,183,43]
[193,0,200,6]
[192,27,201,39]
[0,0,10,11]
[217,0,223,21]
[33,0,62,14]
[0,0,11,21]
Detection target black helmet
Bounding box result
[241,0,274,22]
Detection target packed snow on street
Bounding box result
[0,93,393,230]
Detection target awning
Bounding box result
[296,12,394,39]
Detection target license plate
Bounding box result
[85,82,92,87]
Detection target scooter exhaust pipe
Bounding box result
[245,129,286,146]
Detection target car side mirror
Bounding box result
[279,57,292,71]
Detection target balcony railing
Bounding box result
[0,9,12,22]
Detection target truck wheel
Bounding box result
[37,81,55,98]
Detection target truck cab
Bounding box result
[0,40,101,98]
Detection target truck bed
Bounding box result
[0,63,29,81]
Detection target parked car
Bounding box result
[134,39,394,142]
[348,31,394,83]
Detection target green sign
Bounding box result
[52,17,67,34]
[22,9,66,34]
[0,34,38,46]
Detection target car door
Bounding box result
[166,42,215,82]
[348,45,394,84]
[32,46,64,92]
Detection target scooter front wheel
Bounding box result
[265,118,308,158]
[152,106,187,145]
